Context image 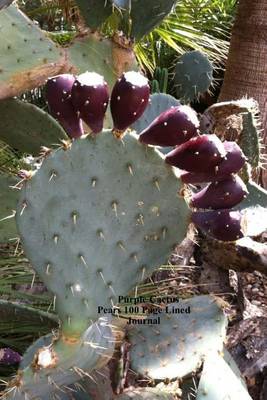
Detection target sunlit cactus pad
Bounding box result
[128,295,227,380]
[16,131,189,335]
[116,388,176,399]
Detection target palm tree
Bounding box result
[219,0,267,186]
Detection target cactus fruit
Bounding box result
[190,175,248,210]
[16,131,189,336]
[111,71,150,133]
[139,105,199,146]
[196,352,252,400]
[0,348,21,365]
[46,74,84,139]
[165,134,226,172]
[116,388,176,399]
[191,210,245,242]
[0,98,67,155]
[71,72,109,134]
[174,50,213,103]
[180,141,246,184]
[128,295,227,380]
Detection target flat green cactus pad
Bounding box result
[0,5,65,99]
[130,0,177,40]
[0,0,13,10]
[5,317,114,400]
[16,131,190,336]
[117,388,175,399]
[75,0,112,30]
[175,51,213,103]
[0,99,67,155]
[196,352,252,400]
[128,295,227,380]
[0,174,19,242]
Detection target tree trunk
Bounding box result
[219,0,267,187]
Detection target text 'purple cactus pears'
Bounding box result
[139,105,199,146]
[0,348,21,365]
[181,141,246,184]
[191,209,245,242]
[71,72,109,134]
[111,71,150,132]
[165,134,226,172]
[190,175,248,210]
[46,74,84,139]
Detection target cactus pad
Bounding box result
[128,295,227,380]
[0,99,67,155]
[5,317,114,400]
[175,51,213,103]
[117,388,175,399]
[0,175,19,242]
[196,352,252,400]
[75,0,112,30]
[16,131,190,336]
[0,5,65,99]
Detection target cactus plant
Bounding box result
[128,295,227,380]
[151,67,169,94]
[0,174,20,242]
[174,50,213,103]
[116,388,176,399]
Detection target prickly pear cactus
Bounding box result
[175,50,213,103]
[0,4,65,99]
[128,295,227,380]
[16,131,190,336]
[0,99,67,154]
[196,352,252,400]
[5,317,114,400]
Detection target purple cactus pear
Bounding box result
[191,209,245,241]
[139,105,199,146]
[46,74,84,139]
[111,71,150,133]
[181,141,246,184]
[0,348,21,365]
[165,134,226,172]
[190,175,248,210]
[71,72,109,134]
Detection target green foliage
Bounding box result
[0,175,19,243]
[151,67,169,94]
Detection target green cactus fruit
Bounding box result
[196,352,252,400]
[16,131,190,337]
[3,317,114,400]
[0,99,67,155]
[175,51,213,103]
[130,0,177,40]
[0,4,65,99]
[0,174,19,242]
[75,0,112,30]
[116,388,176,399]
[128,295,227,380]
